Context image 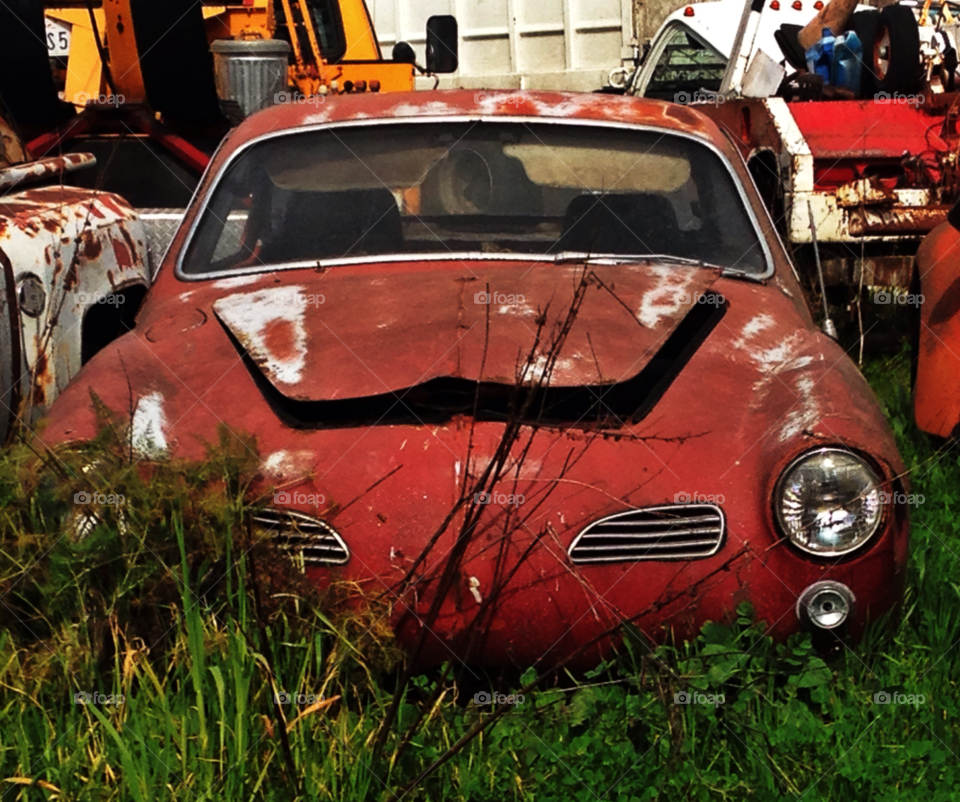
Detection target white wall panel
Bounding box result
[366,0,633,91]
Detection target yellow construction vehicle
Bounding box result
[0,0,457,267]
[42,0,458,120]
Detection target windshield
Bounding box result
[636,23,728,100]
[180,122,767,276]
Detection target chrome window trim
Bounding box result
[174,115,775,282]
[152,133,232,281]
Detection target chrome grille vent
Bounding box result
[568,504,725,564]
[253,508,350,566]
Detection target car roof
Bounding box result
[228,89,728,148]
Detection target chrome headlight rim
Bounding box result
[774,446,885,559]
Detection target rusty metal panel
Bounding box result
[212,266,721,402]
[848,206,950,238]
[0,185,150,425]
[820,256,915,289]
[788,99,950,160]
[0,153,96,192]
[836,177,898,208]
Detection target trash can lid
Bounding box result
[210,39,292,56]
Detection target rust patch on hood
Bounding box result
[212,263,721,403]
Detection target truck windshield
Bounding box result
[639,24,728,100]
[180,122,767,276]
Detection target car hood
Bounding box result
[210,264,720,402]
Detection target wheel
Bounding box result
[873,4,922,96]
[846,10,880,97]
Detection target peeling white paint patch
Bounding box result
[391,101,460,118]
[214,286,309,386]
[304,108,333,124]
[520,354,579,383]
[214,275,261,290]
[497,303,537,318]
[730,325,818,404]
[734,330,812,377]
[468,576,483,604]
[741,314,775,340]
[637,266,696,329]
[131,392,168,459]
[262,449,315,479]
[779,375,820,442]
[751,335,811,374]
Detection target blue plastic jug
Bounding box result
[831,31,863,93]
[805,28,836,84]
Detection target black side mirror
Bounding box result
[426,15,458,74]
[392,41,416,64]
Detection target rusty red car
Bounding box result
[42,90,909,668]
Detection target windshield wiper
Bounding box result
[558,253,766,283]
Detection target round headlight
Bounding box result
[776,448,883,557]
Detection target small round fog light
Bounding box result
[797,581,854,630]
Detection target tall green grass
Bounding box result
[0,352,957,801]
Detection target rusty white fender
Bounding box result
[0,179,150,442]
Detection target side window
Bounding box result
[308,0,347,62]
[642,25,728,100]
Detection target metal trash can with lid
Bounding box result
[210,39,291,118]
